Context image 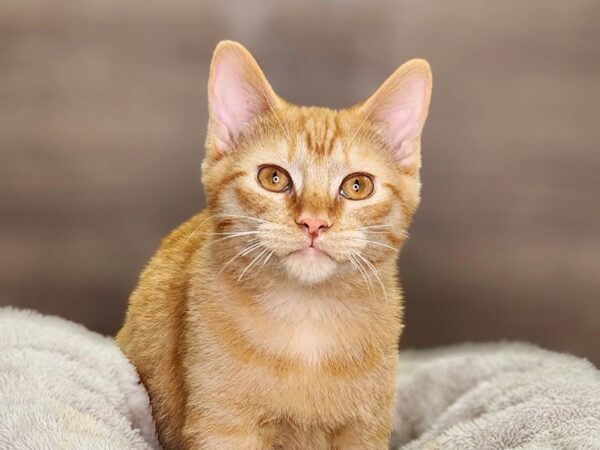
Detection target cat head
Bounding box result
[201,41,431,286]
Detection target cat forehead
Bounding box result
[292,109,346,157]
[240,107,394,184]
[257,107,376,163]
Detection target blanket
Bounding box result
[0,308,159,450]
[1,308,599,449]
[392,343,600,449]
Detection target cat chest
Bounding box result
[254,349,394,427]
[238,292,377,366]
[255,318,342,366]
[239,320,392,419]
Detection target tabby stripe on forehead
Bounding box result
[331,115,343,155]
[324,116,341,157]
[304,127,313,153]
[213,170,247,195]
[301,115,342,158]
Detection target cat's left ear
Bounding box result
[207,40,280,155]
[359,59,432,170]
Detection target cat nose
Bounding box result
[297,217,331,237]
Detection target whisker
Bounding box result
[185,216,215,245]
[201,231,268,236]
[362,230,410,240]
[254,250,274,278]
[255,250,275,275]
[217,241,265,276]
[347,255,359,271]
[358,224,394,230]
[212,213,270,224]
[358,224,409,239]
[210,233,267,244]
[185,213,269,244]
[355,239,399,251]
[349,253,375,300]
[238,247,270,281]
[354,252,387,300]
[360,230,392,234]
[204,231,266,243]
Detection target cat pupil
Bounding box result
[272,171,279,184]
[352,180,360,191]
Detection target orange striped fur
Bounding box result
[118,41,432,450]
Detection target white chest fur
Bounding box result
[236,284,363,366]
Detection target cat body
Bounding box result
[118,41,431,450]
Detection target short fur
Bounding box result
[118,41,432,450]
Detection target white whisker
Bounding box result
[248,250,275,278]
[358,224,409,239]
[207,231,268,245]
[355,239,399,251]
[358,224,394,230]
[354,252,387,300]
[185,213,270,244]
[254,250,274,277]
[347,255,359,271]
[238,247,270,281]
[349,253,375,300]
[211,234,266,245]
[360,230,391,234]
[202,231,268,236]
[213,213,270,224]
[218,241,265,276]
[185,217,214,244]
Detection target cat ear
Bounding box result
[359,59,432,169]
[207,40,279,155]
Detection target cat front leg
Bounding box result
[184,432,270,450]
[330,418,392,450]
[182,409,275,450]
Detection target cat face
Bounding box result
[201,41,431,286]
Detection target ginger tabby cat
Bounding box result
[117,41,432,449]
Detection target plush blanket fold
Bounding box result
[1,308,599,450]
[392,343,600,449]
[0,308,159,450]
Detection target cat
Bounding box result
[117,40,432,450]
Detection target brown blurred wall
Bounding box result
[1,1,599,363]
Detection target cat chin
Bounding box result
[283,249,338,285]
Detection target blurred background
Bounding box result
[1,1,599,363]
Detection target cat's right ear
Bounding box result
[206,41,279,157]
[358,59,432,171]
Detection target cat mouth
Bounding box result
[289,246,332,260]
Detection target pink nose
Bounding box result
[297,217,331,237]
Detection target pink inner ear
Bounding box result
[210,56,264,149]
[370,76,426,165]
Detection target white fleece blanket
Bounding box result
[0,308,159,450]
[391,343,600,449]
[1,308,599,450]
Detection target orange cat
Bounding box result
[117,41,432,450]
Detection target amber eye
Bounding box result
[340,173,375,200]
[257,165,292,193]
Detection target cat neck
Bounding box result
[211,268,398,366]
[205,255,399,324]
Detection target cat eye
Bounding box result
[340,173,374,200]
[257,165,292,193]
